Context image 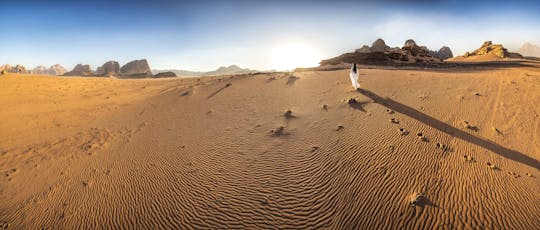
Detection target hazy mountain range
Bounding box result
[517,42,540,57]
[152,65,260,77]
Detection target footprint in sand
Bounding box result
[284,110,295,119]
[409,192,427,207]
[508,172,520,178]
[386,109,394,114]
[463,121,479,131]
[322,104,328,111]
[390,118,399,124]
[270,126,287,136]
[399,128,409,136]
[417,132,428,142]
[310,146,319,153]
[486,162,499,170]
[336,125,344,131]
[525,173,535,178]
[463,154,475,162]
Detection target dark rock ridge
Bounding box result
[320,38,449,66]
[153,71,177,78]
[95,61,120,76]
[120,59,152,77]
[64,64,93,76]
[430,46,453,60]
[462,41,523,59]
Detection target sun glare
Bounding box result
[270,43,320,71]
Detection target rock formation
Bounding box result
[370,38,390,52]
[31,66,49,74]
[429,46,453,60]
[153,71,177,78]
[320,38,443,66]
[64,64,93,76]
[120,59,152,77]
[355,45,370,53]
[31,64,67,75]
[49,64,67,75]
[0,64,28,73]
[517,42,540,57]
[95,61,120,76]
[462,41,523,59]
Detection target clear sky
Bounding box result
[1,0,539,71]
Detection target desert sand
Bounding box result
[1,64,540,228]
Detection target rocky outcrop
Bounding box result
[153,71,177,78]
[370,38,390,52]
[429,46,453,60]
[95,61,120,76]
[64,64,93,76]
[355,45,370,53]
[0,64,28,73]
[462,41,523,59]
[517,42,540,57]
[320,38,443,66]
[404,39,417,48]
[120,59,152,77]
[31,66,49,74]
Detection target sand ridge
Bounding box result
[1,66,540,228]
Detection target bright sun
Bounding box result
[270,43,320,71]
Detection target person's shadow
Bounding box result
[355,88,539,170]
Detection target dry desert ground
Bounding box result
[1,64,540,228]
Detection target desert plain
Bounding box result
[1,62,540,228]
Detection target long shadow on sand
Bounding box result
[356,88,540,170]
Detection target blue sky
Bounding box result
[1,0,539,71]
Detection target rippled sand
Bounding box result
[1,64,540,228]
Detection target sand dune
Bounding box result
[1,65,540,228]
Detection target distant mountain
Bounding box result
[152,65,257,77]
[517,42,540,57]
[31,64,67,75]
